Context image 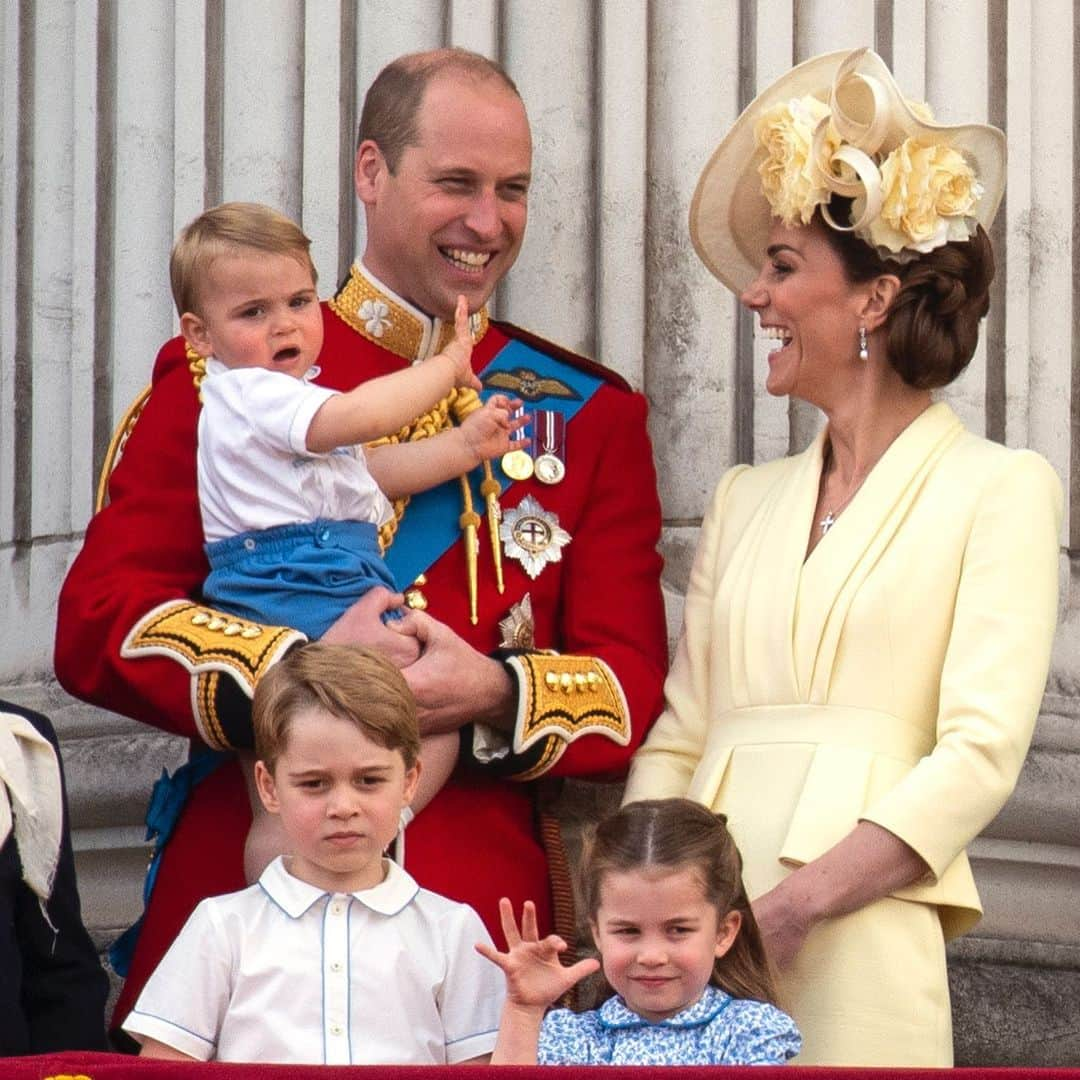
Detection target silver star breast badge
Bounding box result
[499,495,571,580]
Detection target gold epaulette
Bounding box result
[504,653,631,781]
[121,600,304,750]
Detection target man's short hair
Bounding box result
[170,201,316,317]
[358,47,521,172]
[253,643,420,772]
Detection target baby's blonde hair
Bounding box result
[170,201,316,317]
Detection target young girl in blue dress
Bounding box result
[478,798,801,1065]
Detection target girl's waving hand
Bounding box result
[476,898,600,1063]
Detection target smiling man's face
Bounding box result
[356,71,532,318]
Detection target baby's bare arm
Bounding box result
[307,295,479,452]
[366,395,526,499]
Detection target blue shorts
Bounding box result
[203,519,400,639]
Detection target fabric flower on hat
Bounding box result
[752,64,985,260]
[756,96,839,225]
[688,48,1004,294]
[861,138,983,255]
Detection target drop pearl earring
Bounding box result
[858,325,869,361]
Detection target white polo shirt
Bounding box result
[123,857,503,1064]
[197,360,393,543]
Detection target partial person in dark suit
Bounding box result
[0,701,108,1054]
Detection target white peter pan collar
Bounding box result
[258,855,420,919]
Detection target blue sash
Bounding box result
[108,747,227,975]
[385,338,603,585]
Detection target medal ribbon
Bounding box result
[537,410,565,456]
[384,339,602,587]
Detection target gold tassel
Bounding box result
[459,477,482,625]
[479,468,505,593]
[451,388,504,602]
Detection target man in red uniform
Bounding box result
[55,48,667,1033]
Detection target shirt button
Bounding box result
[330,961,343,972]
[319,528,331,542]
[331,902,343,916]
[243,538,256,551]
[330,1024,343,1037]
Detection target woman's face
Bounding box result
[740,218,870,405]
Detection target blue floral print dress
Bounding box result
[537,986,801,1065]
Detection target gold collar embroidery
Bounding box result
[329,262,490,361]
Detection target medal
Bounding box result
[500,495,571,579]
[502,404,534,480]
[501,449,534,481]
[533,410,566,485]
[534,453,565,485]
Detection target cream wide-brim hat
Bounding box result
[689,48,1006,295]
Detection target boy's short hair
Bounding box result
[253,643,419,772]
[170,201,317,317]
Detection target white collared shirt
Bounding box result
[123,857,502,1064]
[197,360,393,543]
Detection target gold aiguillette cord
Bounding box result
[479,470,505,594]
[451,389,505,620]
[458,476,481,625]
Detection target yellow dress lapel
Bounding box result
[795,402,964,701]
[718,437,824,706]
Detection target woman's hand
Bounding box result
[752,821,930,970]
[751,877,822,970]
[476,898,600,1010]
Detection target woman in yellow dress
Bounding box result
[624,48,1061,1066]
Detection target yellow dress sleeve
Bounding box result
[861,449,1063,878]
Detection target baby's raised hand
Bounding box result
[438,294,482,391]
[475,898,600,1010]
[461,394,528,464]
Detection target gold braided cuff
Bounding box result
[120,600,305,750]
[504,653,631,779]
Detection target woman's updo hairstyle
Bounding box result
[819,197,995,390]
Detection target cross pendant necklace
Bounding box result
[818,447,867,535]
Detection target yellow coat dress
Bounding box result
[624,403,1062,1066]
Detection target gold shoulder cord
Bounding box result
[188,348,207,390]
[95,350,209,514]
[327,290,504,623]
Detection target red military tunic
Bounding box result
[54,266,668,1027]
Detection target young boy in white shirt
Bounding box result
[170,203,525,880]
[123,642,504,1064]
